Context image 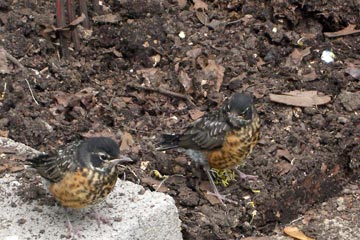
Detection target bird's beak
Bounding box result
[109,156,133,166]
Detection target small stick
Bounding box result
[67,0,80,51]
[79,0,90,29]
[56,0,69,58]
[24,79,39,105]
[128,84,196,107]
[0,47,25,71]
[0,47,39,105]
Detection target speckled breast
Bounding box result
[206,118,260,170]
[48,168,118,208]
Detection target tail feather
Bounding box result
[156,134,181,151]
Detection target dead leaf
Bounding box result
[284,226,315,240]
[178,70,193,93]
[275,161,293,176]
[9,165,24,173]
[193,0,208,10]
[136,68,165,87]
[202,59,225,92]
[324,24,360,38]
[275,149,292,161]
[300,69,318,82]
[141,177,169,192]
[0,49,10,74]
[69,13,85,26]
[189,109,204,120]
[177,0,187,8]
[345,63,360,80]
[186,47,202,59]
[92,13,121,23]
[120,132,134,151]
[0,130,9,138]
[199,181,221,205]
[195,11,209,26]
[285,47,311,67]
[269,90,331,107]
[81,130,116,140]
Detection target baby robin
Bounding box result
[27,137,132,235]
[156,92,261,205]
[27,137,131,209]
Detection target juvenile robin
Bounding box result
[27,137,132,234]
[156,92,261,205]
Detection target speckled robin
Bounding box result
[156,92,261,204]
[27,137,132,209]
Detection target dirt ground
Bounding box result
[0,0,359,239]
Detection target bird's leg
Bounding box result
[204,167,238,205]
[88,208,111,227]
[65,209,83,238]
[234,168,258,181]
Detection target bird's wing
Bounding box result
[178,110,231,150]
[27,141,81,183]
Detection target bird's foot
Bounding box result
[206,191,238,205]
[65,215,83,239]
[88,211,111,227]
[235,169,258,181]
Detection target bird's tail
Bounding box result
[156,134,181,151]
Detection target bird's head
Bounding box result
[77,137,131,172]
[226,92,256,127]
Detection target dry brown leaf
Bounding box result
[178,70,193,93]
[9,165,24,173]
[120,132,134,151]
[69,13,85,26]
[177,0,187,8]
[275,149,292,161]
[286,47,311,67]
[284,226,315,240]
[193,0,208,10]
[324,24,360,38]
[189,109,204,120]
[141,177,169,192]
[275,161,293,176]
[0,130,9,138]
[0,48,9,74]
[195,11,209,25]
[345,63,360,80]
[199,181,221,205]
[301,69,318,82]
[93,13,121,23]
[186,47,202,59]
[202,59,225,92]
[137,68,165,87]
[269,90,331,107]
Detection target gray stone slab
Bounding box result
[0,173,182,240]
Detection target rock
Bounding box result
[0,174,182,240]
[338,91,360,111]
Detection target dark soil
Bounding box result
[1,0,359,239]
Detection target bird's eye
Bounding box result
[98,152,109,161]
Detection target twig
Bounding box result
[0,47,39,105]
[128,84,196,107]
[79,0,90,29]
[0,48,25,71]
[24,79,39,105]
[56,0,69,58]
[67,0,80,51]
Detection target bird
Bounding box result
[156,92,261,205]
[27,137,132,209]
